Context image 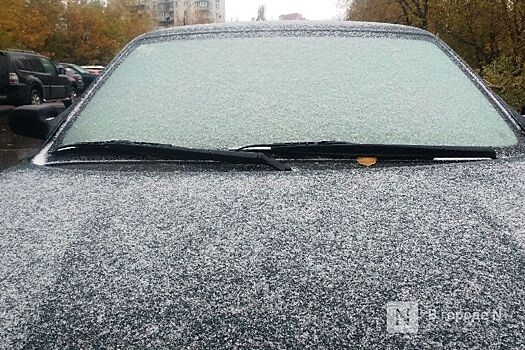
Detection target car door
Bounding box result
[53,60,69,98]
[25,56,50,98]
[39,58,64,99]
[17,56,51,99]
[9,53,49,99]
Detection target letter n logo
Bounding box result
[386,302,419,334]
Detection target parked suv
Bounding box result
[0,50,71,105]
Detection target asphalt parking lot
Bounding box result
[0,105,42,170]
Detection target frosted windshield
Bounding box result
[61,35,518,148]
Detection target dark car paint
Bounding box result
[60,63,97,91]
[2,158,525,348]
[62,68,84,95]
[8,103,67,140]
[0,51,71,105]
[79,73,96,90]
[2,22,525,348]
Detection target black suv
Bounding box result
[0,50,71,106]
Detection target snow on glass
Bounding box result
[61,35,518,149]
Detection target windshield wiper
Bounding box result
[234,141,497,160]
[48,141,292,171]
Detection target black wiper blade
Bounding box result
[48,141,292,171]
[235,142,497,160]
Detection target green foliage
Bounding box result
[483,56,525,110]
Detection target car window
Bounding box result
[60,35,518,149]
[71,64,89,74]
[10,54,28,71]
[40,58,57,74]
[27,58,45,72]
[11,54,46,73]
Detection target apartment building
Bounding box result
[155,0,225,27]
[128,0,154,17]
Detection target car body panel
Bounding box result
[38,57,68,99]
[63,67,84,93]
[1,158,525,347]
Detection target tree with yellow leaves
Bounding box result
[0,0,155,65]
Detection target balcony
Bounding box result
[193,1,210,9]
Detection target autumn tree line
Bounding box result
[345,0,525,108]
[0,0,155,65]
[1,0,523,108]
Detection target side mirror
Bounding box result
[57,66,66,75]
[8,104,66,140]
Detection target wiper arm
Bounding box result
[48,141,292,171]
[235,142,497,160]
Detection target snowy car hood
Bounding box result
[1,159,525,348]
